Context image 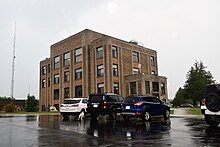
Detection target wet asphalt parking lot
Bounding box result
[0,114,220,147]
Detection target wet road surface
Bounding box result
[0,114,220,147]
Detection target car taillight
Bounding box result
[71,104,79,107]
[201,99,205,105]
[103,101,107,108]
[134,102,144,106]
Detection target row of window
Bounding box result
[53,83,119,100]
[42,46,156,75]
[130,81,166,95]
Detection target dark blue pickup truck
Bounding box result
[121,96,170,121]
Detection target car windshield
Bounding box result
[89,95,104,103]
[63,100,80,104]
[124,97,140,103]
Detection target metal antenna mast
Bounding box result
[10,23,16,99]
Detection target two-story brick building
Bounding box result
[39,29,168,111]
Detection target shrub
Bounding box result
[4,102,15,112]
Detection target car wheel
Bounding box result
[90,113,98,120]
[122,115,130,121]
[164,110,170,119]
[206,93,220,112]
[109,108,117,120]
[205,115,220,127]
[142,111,151,121]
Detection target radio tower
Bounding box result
[10,23,16,99]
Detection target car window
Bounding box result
[113,95,119,102]
[119,96,124,102]
[154,97,161,104]
[89,95,104,103]
[63,100,80,104]
[142,97,154,102]
[124,97,139,103]
[82,99,87,103]
[106,95,115,102]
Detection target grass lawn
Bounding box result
[188,107,202,115]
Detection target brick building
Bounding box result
[39,29,168,111]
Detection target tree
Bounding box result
[25,94,39,112]
[173,61,215,107]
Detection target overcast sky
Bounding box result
[0,0,219,99]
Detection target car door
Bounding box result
[153,97,165,115]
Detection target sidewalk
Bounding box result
[171,108,203,118]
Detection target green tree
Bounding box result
[184,61,215,106]
[25,94,39,112]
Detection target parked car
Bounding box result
[87,93,124,120]
[121,96,170,121]
[180,103,193,108]
[201,84,220,127]
[60,98,88,119]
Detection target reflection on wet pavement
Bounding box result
[0,114,220,146]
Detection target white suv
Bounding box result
[201,84,220,127]
[60,98,88,119]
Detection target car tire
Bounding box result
[62,115,69,120]
[109,108,117,120]
[205,115,220,127]
[206,93,220,112]
[164,110,170,120]
[142,111,151,122]
[90,113,98,120]
[122,115,130,121]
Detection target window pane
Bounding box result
[74,48,82,63]
[42,79,46,88]
[54,56,60,69]
[153,82,159,92]
[75,68,82,80]
[113,64,118,76]
[64,71,70,82]
[75,86,82,97]
[98,83,104,93]
[54,89,59,100]
[114,83,119,94]
[161,83,165,94]
[150,56,155,66]
[130,82,137,94]
[64,52,70,66]
[54,74,60,84]
[112,46,118,58]
[145,81,150,94]
[64,87,69,98]
[132,51,139,62]
[97,65,104,77]
[42,66,46,75]
[96,46,103,58]
[133,68,139,74]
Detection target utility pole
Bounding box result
[10,23,16,99]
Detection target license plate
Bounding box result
[93,104,98,108]
[126,106,130,109]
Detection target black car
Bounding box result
[87,93,124,120]
[121,96,170,121]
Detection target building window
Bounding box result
[64,87,70,99]
[132,51,139,62]
[98,83,104,94]
[64,52,70,66]
[133,68,139,74]
[64,71,70,82]
[74,47,82,63]
[114,83,119,94]
[48,78,50,87]
[42,79,46,88]
[153,82,159,92]
[130,82,137,94]
[54,74,59,84]
[161,83,166,94]
[112,46,118,58]
[145,81,150,94]
[54,89,59,100]
[42,66,46,75]
[54,56,60,69]
[75,85,82,97]
[150,56,155,66]
[97,64,104,77]
[48,64,51,73]
[112,64,118,76]
[75,68,82,80]
[96,46,103,59]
